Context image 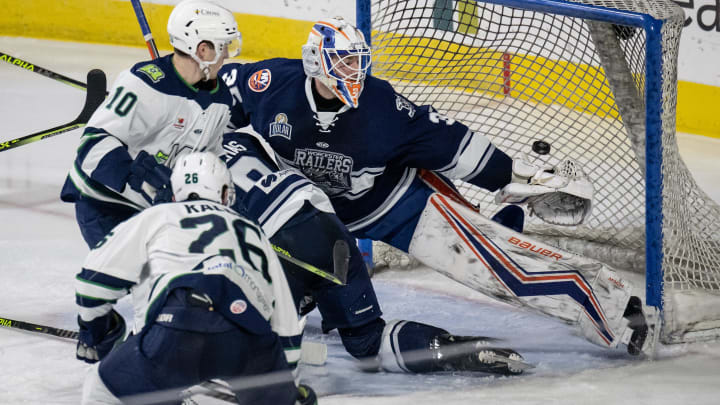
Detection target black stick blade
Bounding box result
[75,69,107,124]
[0,69,107,152]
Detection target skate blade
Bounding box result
[480,352,535,374]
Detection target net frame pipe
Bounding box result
[357,0,672,313]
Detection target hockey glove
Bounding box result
[296,384,318,405]
[76,309,126,364]
[495,155,593,226]
[128,150,173,205]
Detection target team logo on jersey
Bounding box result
[154,150,170,164]
[395,94,416,118]
[137,63,165,83]
[230,299,247,314]
[173,117,185,129]
[248,69,271,92]
[268,113,293,140]
[294,148,353,194]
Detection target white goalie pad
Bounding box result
[495,156,594,225]
[409,193,634,350]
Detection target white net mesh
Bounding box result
[369,0,720,343]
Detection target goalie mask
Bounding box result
[302,17,371,108]
[171,152,235,206]
[167,0,242,80]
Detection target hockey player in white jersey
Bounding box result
[219,17,649,358]
[61,0,241,247]
[76,152,316,405]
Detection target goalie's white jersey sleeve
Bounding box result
[75,200,301,360]
[62,54,233,210]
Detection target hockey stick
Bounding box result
[0,315,238,402]
[271,240,349,285]
[0,69,107,153]
[0,315,78,340]
[0,51,109,95]
[130,0,160,59]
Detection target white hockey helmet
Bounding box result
[171,152,235,206]
[167,0,241,79]
[302,17,371,108]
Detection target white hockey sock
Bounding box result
[377,319,448,373]
[378,320,413,373]
[81,364,121,405]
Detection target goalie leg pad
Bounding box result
[576,267,633,349]
[409,193,634,349]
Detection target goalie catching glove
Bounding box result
[495,155,593,226]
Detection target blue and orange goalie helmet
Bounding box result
[302,17,371,108]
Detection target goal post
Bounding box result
[357,0,720,344]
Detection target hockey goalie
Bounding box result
[217,17,651,362]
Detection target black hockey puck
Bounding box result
[532,140,551,155]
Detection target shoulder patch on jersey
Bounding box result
[137,64,165,83]
[248,69,272,92]
[395,94,416,118]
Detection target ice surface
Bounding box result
[1,37,719,404]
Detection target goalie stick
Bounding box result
[0,69,107,153]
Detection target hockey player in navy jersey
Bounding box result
[224,130,528,375]
[219,16,650,359]
[76,152,315,405]
[60,0,241,248]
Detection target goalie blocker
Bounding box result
[409,193,649,355]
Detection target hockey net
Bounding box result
[366,0,720,343]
